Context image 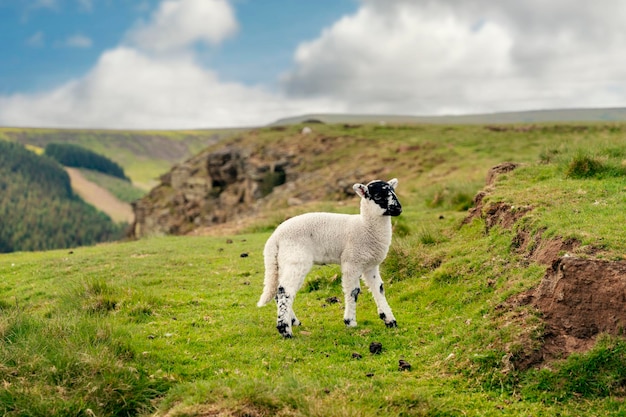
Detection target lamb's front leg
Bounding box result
[363,266,397,328]
[341,265,362,327]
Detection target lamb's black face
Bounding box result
[367,181,402,216]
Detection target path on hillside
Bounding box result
[66,167,134,224]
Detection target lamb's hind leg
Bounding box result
[363,266,397,327]
[275,259,310,338]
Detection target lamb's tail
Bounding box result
[257,235,279,307]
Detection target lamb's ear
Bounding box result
[388,178,399,189]
[353,183,368,198]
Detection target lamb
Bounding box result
[257,178,402,338]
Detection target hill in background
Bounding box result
[0,141,125,252]
[273,107,626,126]
[0,127,240,190]
[0,126,246,252]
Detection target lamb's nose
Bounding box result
[389,204,402,216]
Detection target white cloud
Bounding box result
[4,0,626,130]
[282,0,626,115]
[0,0,293,129]
[63,34,93,48]
[0,47,341,129]
[126,0,238,53]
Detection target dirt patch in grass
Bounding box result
[470,162,626,369]
[512,228,580,265]
[512,258,626,369]
[463,162,521,226]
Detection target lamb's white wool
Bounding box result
[257,178,402,338]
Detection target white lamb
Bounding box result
[257,178,402,338]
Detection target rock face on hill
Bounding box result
[129,132,375,238]
[130,145,295,237]
[469,163,626,368]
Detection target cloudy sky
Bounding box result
[1,0,625,129]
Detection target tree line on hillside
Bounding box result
[44,143,129,181]
[0,141,125,253]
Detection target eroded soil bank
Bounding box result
[470,163,626,369]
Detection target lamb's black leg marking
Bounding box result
[276,286,293,338]
[362,267,397,329]
[385,320,398,328]
[276,321,292,338]
[380,311,397,327]
[351,287,361,302]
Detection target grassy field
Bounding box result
[1,123,626,416]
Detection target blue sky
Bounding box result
[0,1,357,93]
[1,0,625,129]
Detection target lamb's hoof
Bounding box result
[344,318,357,327]
[277,322,293,338]
[385,320,398,328]
[292,318,301,326]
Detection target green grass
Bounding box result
[0,228,619,416]
[485,142,626,252]
[2,122,626,416]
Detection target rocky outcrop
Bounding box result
[128,131,378,238]
[130,146,295,238]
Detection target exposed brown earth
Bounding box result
[468,163,626,369]
[512,257,626,369]
[66,167,134,223]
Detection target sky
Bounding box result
[1,0,626,129]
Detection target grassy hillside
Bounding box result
[0,141,126,252]
[1,122,625,416]
[0,127,241,190]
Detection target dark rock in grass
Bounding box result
[240,252,249,258]
[369,342,383,355]
[352,352,363,359]
[366,373,374,378]
[326,296,339,304]
[398,359,412,371]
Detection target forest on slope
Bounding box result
[0,141,125,252]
